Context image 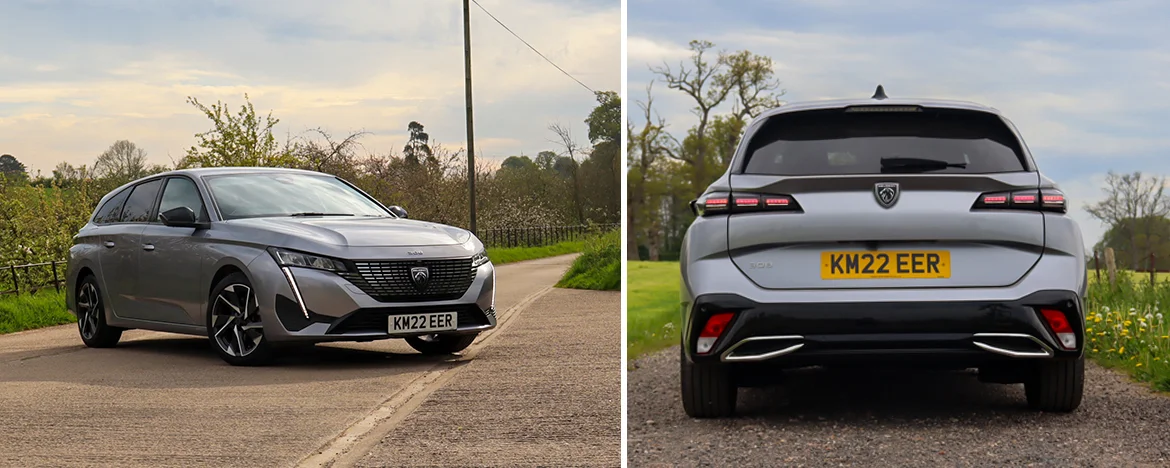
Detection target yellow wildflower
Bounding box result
[1120,346,1126,354]
[1137,363,1144,367]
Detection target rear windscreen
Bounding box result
[741,108,1029,175]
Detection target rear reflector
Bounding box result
[1040,308,1076,350]
[697,312,735,354]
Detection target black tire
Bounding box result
[76,275,123,348]
[680,347,737,418]
[405,333,477,355]
[1025,356,1084,412]
[206,272,275,366]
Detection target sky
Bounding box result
[0,0,619,174]
[628,0,1170,246]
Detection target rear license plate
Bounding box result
[821,250,951,279]
[389,312,458,334]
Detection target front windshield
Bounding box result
[205,173,391,220]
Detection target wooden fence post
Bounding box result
[1105,247,1117,286]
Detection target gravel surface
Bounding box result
[628,347,1170,467]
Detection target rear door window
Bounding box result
[742,108,1028,175]
[119,179,163,223]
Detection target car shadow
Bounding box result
[735,366,1040,425]
[0,335,466,389]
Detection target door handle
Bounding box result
[104,241,115,248]
[143,244,155,251]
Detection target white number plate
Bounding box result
[389,312,457,334]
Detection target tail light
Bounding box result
[696,312,735,354]
[695,192,802,217]
[1039,308,1077,350]
[972,188,1066,213]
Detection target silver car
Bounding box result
[680,87,1086,417]
[66,167,495,366]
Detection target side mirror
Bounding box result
[160,206,208,229]
[388,205,408,218]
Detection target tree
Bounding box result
[650,40,783,199]
[93,140,150,183]
[500,155,536,171]
[179,94,296,168]
[0,154,27,182]
[1086,171,1170,269]
[586,91,622,219]
[403,121,434,166]
[549,123,585,224]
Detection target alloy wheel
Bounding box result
[77,283,101,340]
[210,284,264,357]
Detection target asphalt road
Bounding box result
[0,254,619,467]
[628,347,1170,467]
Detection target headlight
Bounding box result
[268,247,349,272]
[471,250,490,268]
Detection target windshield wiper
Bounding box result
[880,157,967,172]
[287,212,356,217]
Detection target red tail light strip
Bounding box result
[697,192,801,216]
[973,189,1066,213]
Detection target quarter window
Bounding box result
[92,189,130,224]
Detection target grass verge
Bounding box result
[487,240,585,266]
[1086,273,1170,391]
[626,261,681,359]
[0,289,73,335]
[556,230,619,291]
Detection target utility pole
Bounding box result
[463,0,477,233]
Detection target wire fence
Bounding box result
[479,223,619,248]
[0,261,66,297]
[0,224,620,296]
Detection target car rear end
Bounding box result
[679,99,1086,417]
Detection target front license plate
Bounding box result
[820,250,951,280]
[389,312,458,334]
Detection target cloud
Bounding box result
[0,0,620,175]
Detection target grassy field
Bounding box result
[0,289,73,334]
[487,240,586,265]
[626,262,681,358]
[557,230,620,291]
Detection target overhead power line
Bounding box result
[469,0,597,94]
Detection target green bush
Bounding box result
[556,230,620,291]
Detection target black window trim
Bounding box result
[157,175,212,225]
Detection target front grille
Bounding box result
[339,258,475,302]
[329,305,490,334]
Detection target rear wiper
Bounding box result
[288,212,355,217]
[880,157,967,172]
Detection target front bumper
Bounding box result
[684,290,1083,367]
[247,255,496,343]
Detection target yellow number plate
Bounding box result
[820,251,951,279]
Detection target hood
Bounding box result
[229,217,471,247]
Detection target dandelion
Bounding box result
[1086,327,1093,333]
[1137,363,1144,367]
[1120,346,1126,354]
[1124,320,1133,326]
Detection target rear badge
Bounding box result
[874,182,900,208]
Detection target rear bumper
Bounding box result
[683,290,1083,366]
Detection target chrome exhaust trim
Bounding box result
[972,333,1054,358]
[721,335,805,362]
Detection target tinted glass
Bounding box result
[742,109,1028,175]
[119,179,163,223]
[158,177,207,222]
[93,189,130,224]
[205,173,389,220]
